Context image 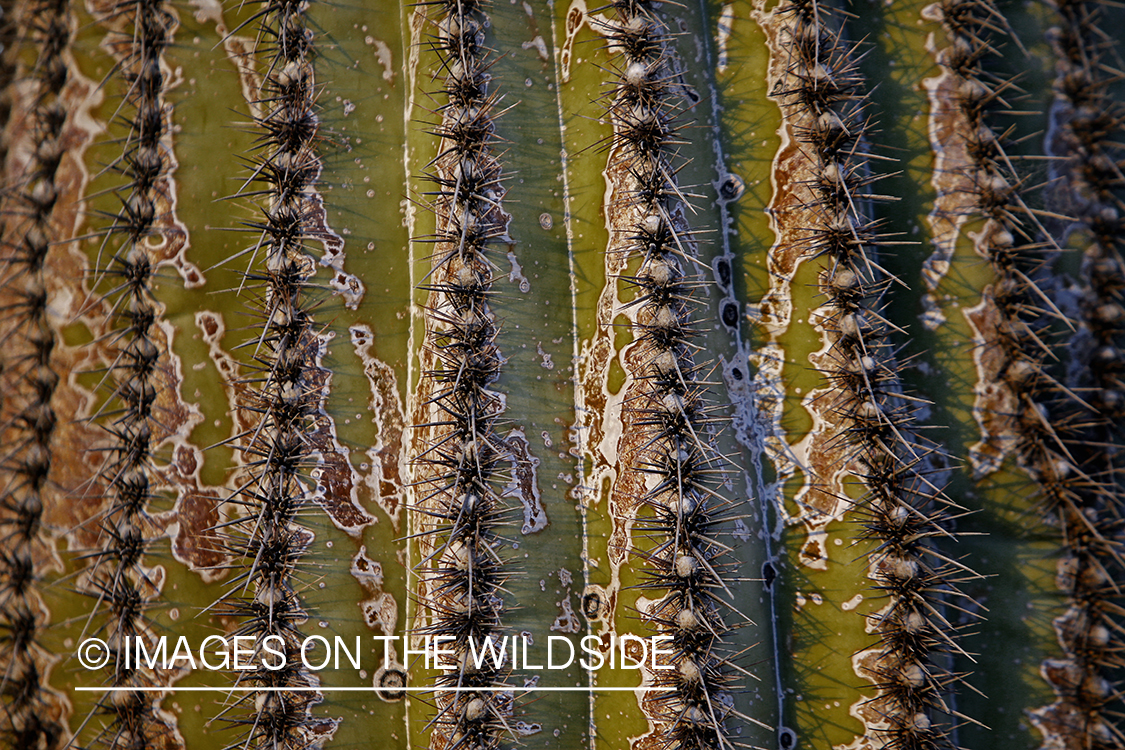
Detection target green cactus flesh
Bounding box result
[1,0,1124,749]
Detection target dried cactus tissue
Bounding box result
[1,0,1123,749]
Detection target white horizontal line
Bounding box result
[74,686,673,693]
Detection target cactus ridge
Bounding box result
[925,0,1060,474]
[931,0,1069,388]
[210,0,332,746]
[411,1,519,747]
[925,0,1125,746]
[591,2,746,747]
[72,0,195,742]
[72,0,190,743]
[1028,0,1125,746]
[771,2,984,747]
[0,0,73,745]
[0,2,19,172]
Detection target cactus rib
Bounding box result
[1027,0,1125,746]
[0,0,76,745]
[213,0,334,746]
[409,0,518,747]
[76,0,189,743]
[767,1,984,746]
[589,1,747,747]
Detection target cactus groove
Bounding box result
[1,0,1124,749]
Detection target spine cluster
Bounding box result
[776,1,978,746]
[411,1,514,747]
[1033,0,1125,746]
[0,9,17,172]
[217,0,326,746]
[596,2,740,747]
[81,0,181,745]
[0,0,71,745]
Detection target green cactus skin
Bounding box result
[2,0,1125,749]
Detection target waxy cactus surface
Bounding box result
[1,0,1124,749]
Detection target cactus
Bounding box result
[1,0,1123,749]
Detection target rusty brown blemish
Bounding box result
[350,324,407,527]
[504,427,547,535]
[352,546,399,637]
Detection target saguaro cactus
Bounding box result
[0,0,1123,749]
